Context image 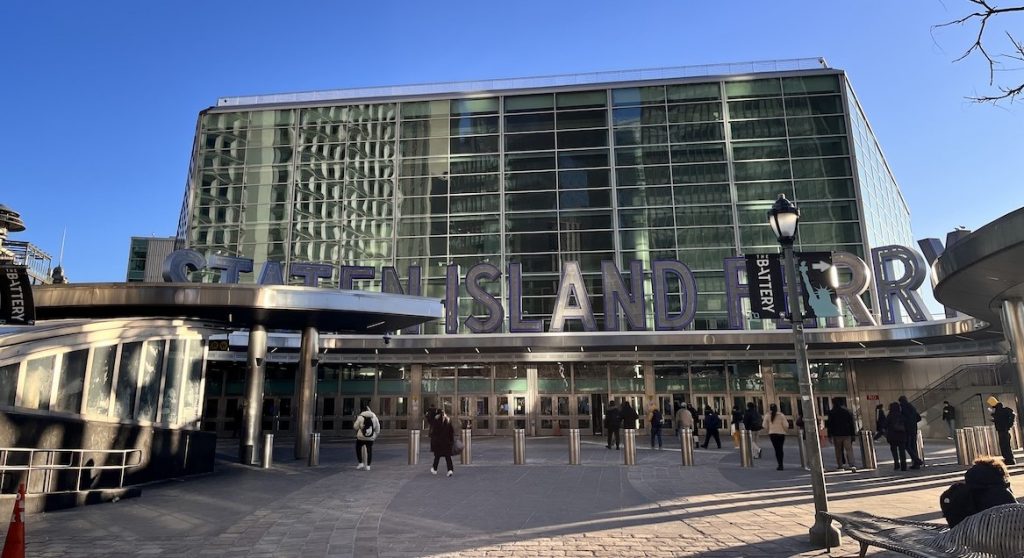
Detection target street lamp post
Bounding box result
[769,194,841,548]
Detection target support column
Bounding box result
[410,364,423,429]
[240,325,267,465]
[644,360,656,426]
[294,326,319,460]
[1000,299,1024,423]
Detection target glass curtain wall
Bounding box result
[187,70,869,334]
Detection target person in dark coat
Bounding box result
[898,395,924,469]
[731,405,744,432]
[990,397,1018,465]
[426,408,456,477]
[885,402,909,471]
[942,401,956,440]
[826,397,856,471]
[872,403,887,441]
[620,401,639,430]
[743,402,764,459]
[604,401,621,450]
[701,406,722,449]
[941,456,1016,527]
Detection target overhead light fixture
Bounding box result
[955,335,973,341]
[367,320,385,329]
[474,347,480,353]
[526,347,532,353]
[910,339,924,346]
[374,349,379,355]
[424,348,430,354]
[745,344,751,350]
[858,342,866,349]
[580,346,584,352]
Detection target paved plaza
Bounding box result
[3,434,1022,557]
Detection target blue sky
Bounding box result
[1,1,1020,284]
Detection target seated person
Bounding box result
[940,456,1017,527]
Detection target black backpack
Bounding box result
[651,409,663,427]
[939,481,976,528]
[361,417,375,438]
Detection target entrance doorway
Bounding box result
[262,397,292,433]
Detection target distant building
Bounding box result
[126,236,176,282]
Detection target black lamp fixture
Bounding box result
[768,194,800,245]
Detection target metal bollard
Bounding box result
[408,430,420,465]
[569,428,581,465]
[955,428,973,465]
[859,430,877,470]
[972,426,989,457]
[983,425,999,457]
[739,429,754,467]
[308,432,320,466]
[798,430,810,471]
[623,429,637,465]
[261,433,274,469]
[513,429,526,465]
[461,429,472,465]
[965,427,979,463]
[680,428,694,466]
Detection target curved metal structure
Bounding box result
[932,206,1024,330]
[32,282,443,334]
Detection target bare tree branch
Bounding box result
[934,0,1024,103]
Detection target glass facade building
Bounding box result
[178,61,923,438]
[180,61,910,334]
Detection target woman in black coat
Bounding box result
[427,409,456,477]
[884,402,908,471]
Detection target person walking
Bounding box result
[730,405,744,447]
[872,403,887,441]
[763,403,789,470]
[676,402,695,448]
[621,401,639,430]
[989,396,1017,465]
[702,406,722,449]
[826,397,857,472]
[649,406,664,449]
[885,402,909,471]
[354,406,380,471]
[898,395,924,469]
[743,402,764,459]
[604,401,621,450]
[426,408,456,477]
[942,401,957,440]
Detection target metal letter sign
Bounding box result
[745,254,784,319]
[795,251,839,318]
[0,264,35,325]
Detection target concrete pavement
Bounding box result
[3,433,1022,557]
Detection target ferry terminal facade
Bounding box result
[179,60,1007,439]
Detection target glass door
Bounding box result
[538,395,571,435]
[494,364,528,434]
[262,397,292,434]
[458,395,490,432]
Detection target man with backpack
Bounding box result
[354,406,380,471]
[742,402,763,459]
[649,406,664,449]
[990,396,1018,465]
[826,397,857,472]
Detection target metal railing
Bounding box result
[910,362,1008,415]
[0,447,143,495]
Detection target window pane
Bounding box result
[666,83,721,102]
[506,132,555,152]
[114,342,142,420]
[451,98,498,116]
[505,94,554,113]
[505,112,554,132]
[22,356,55,410]
[668,123,723,142]
[725,78,781,98]
[782,75,841,95]
[676,205,733,227]
[612,106,667,127]
[505,153,556,172]
[557,109,607,130]
[505,171,556,192]
[787,116,846,137]
[557,129,607,149]
[784,95,843,116]
[617,186,673,207]
[0,363,17,406]
[559,169,610,190]
[667,102,722,123]
[556,91,606,109]
[730,119,787,140]
[612,86,666,107]
[795,178,855,199]
[615,146,669,166]
[673,184,731,205]
[506,191,557,212]
[732,140,789,160]
[560,189,610,209]
[670,143,726,163]
[161,340,187,425]
[86,345,117,416]
[789,137,849,158]
[137,340,165,422]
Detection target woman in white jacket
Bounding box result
[763,403,789,470]
[354,407,380,471]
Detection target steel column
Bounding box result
[240,325,267,465]
[294,326,319,460]
[1000,299,1024,430]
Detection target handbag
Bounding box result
[453,438,465,453]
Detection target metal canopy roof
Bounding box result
[31,283,443,334]
[933,207,1024,331]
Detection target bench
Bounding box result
[822,503,1024,558]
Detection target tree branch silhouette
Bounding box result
[935,0,1024,103]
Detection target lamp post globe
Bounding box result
[768,194,800,245]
